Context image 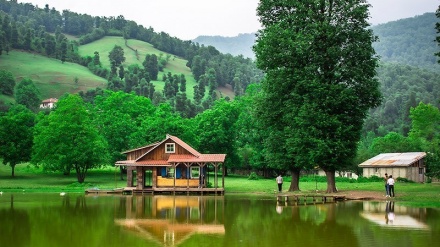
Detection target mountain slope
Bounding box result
[371,12,438,71]
[0,50,107,99]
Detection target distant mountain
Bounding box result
[194,13,438,71]
[193,33,256,59]
[371,12,438,71]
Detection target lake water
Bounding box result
[0,193,438,247]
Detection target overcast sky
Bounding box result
[19,0,440,40]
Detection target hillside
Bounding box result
[371,12,438,71]
[0,50,107,99]
[78,36,197,97]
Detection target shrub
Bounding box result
[248,172,259,180]
[396,177,414,183]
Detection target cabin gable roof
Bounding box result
[116,134,225,166]
[358,152,426,168]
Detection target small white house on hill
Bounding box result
[358,152,426,183]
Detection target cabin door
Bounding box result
[144,168,153,188]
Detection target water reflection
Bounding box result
[0,193,439,247]
[360,201,429,229]
[115,196,224,246]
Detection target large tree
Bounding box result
[93,91,155,179]
[254,0,381,192]
[32,94,109,183]
[0,69,15,96]
[14,78,41,112]
[0,105,35,177]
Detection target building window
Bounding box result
[191,167,200,179]
[165,143,175,153]
[167,167,175,178]
[419,168,424,175]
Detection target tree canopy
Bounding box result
[0,104,35,177]
[32,94,109,183]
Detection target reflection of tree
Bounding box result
[224,197,360,247]
[0,195,30,247]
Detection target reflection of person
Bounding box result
[276,205,283,214]
[387,175,395,197]
[384,173,389,197]
[386,201,395,224]
[276,175,283,192]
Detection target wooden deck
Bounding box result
[85,187,224,195]
[276,194,346,205]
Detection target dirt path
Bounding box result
[336,190,387,200]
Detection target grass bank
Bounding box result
[1,163,439,208]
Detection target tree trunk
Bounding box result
[324,170,338,193]
[119,166,126,180]
[11,164,15,177]
[288,168,301,191]
[75,165,87,183]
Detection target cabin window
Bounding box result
[419,168,424,175]
[165,143,175,153]
[191,167,200,179]
[167,167,175,178]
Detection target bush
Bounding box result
[396,177,415,183]
[248,172,259,180]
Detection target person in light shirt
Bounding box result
[387,175,395,197]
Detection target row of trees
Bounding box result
[1,87,440,184]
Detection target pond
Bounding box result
[0,193,439,247]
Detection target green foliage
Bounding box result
[396,177,415,183]
[372,13,438,71]
[254,0,381,192]
[14,78,41,112]
[0,104,35,177]
[32,94,109,183]
[247,172,259,180]
[92,91,155,163]
[0,69,15,96]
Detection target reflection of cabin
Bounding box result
[358,152,426,183]
[39,98,58,109]
[360,201,428,229]
[115,196,225,246]
[116,134,226,194]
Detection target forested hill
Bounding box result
[372,12,438,72]
[194,13,438,71]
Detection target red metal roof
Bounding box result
[168,154,226,163]
[358,152,426,168]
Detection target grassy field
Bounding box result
[0,50,107,99]
[1,162,439,208]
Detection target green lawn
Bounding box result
[1,162,439,208]
[0,50,107,99]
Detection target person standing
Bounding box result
[384,173,389,197]
[276,175,283,192]
[387,175,395,197]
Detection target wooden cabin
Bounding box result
[358,152,426,183]
[115,134,226,194]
